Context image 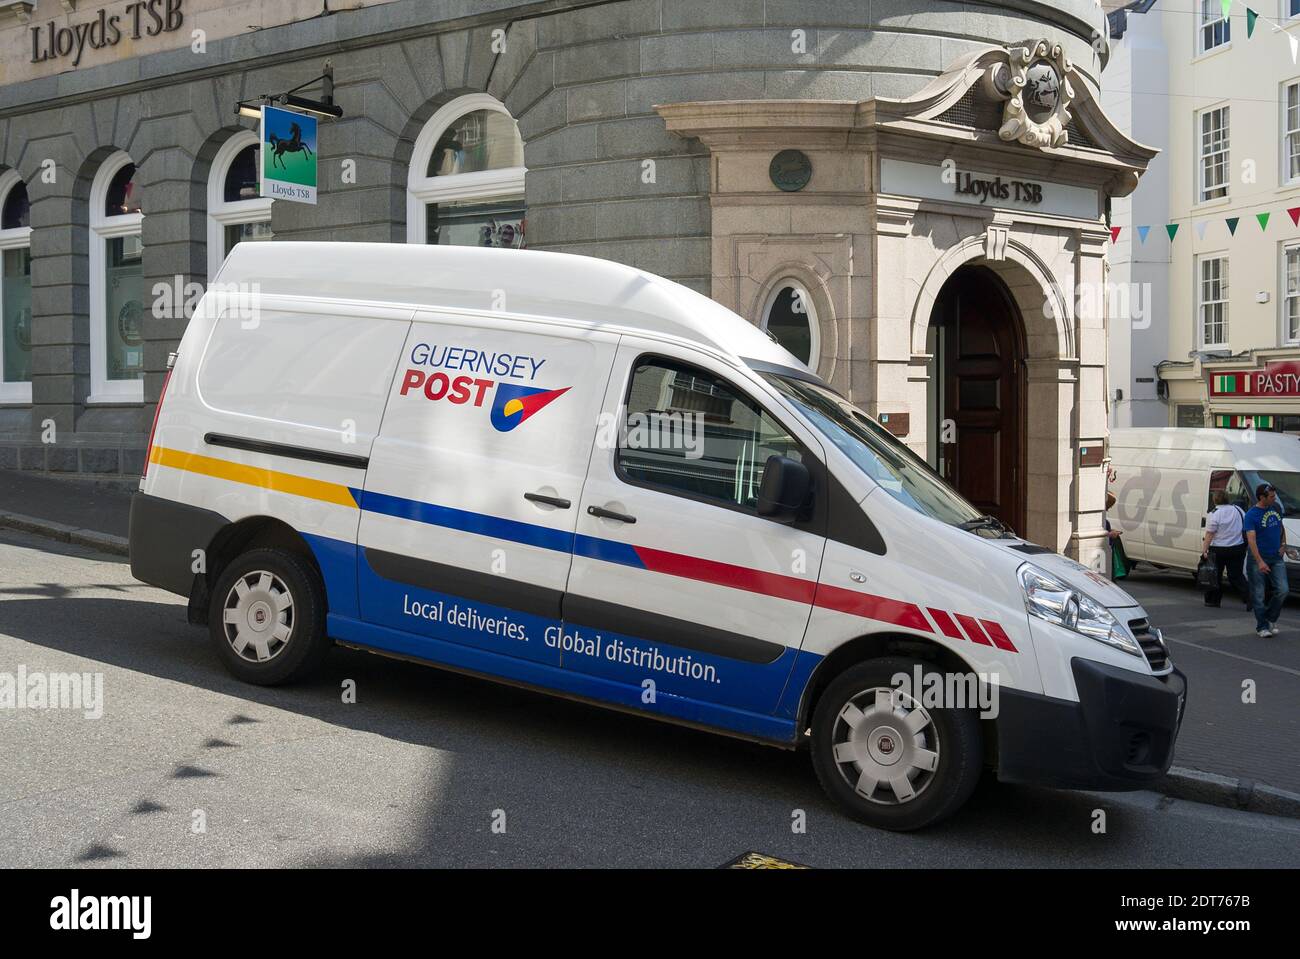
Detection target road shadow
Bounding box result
[2,594,1168,867]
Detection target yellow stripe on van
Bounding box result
[149,446,358,508]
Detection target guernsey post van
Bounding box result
[1109,427,1300,590]
[130,242,1185,830]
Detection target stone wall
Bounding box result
[0,0,1110,476]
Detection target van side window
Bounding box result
[1209,469,1250,511]
[617,358,802,511]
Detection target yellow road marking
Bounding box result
[722,851,810,869]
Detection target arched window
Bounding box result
[761,280,820,369]
[89,151,144,402]
[407,94,526,248]
[207,130,273,279]
[0,170,32,403]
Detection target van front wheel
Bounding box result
[810,657,983,831]
[208,547,329,686]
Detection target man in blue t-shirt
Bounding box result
[1244,482,1289,637]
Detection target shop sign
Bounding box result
[1210,361,1300,397]
[30,1,184,68]
[879,158,1099,220]
[260,106,318,205]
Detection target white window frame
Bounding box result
[1197,253,1230,349]
[1283,242,1300,345]
[405,93,526,245]
[1197,0,1231,54]
[759,279,821,372]
[1197,104,1230,203]
[0,168,33,404]
[1285,81,1300,186]
[89,150,144,404]
[1286,0,1300,22]
[207,130,273,281]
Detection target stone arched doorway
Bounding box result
[928,265,1027,535]
[911,238,1079,556]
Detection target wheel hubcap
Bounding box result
[222,570,294,663]
[831,687,940,805]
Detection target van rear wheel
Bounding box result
[208,547,329,686]
[810,657,983,831]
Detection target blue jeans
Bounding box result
[1247,553,1288,631]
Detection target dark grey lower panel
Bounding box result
[129,493,229,598]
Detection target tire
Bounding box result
[810,657,983,831]
[208,547,329,686]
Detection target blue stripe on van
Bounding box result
[356,489,576,553]
[572,533,644,568]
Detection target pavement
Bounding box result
[1,471,1299,862]
[0,471,132,554]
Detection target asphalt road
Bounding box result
[1,529,1297,868]
[1119,566,1300,794]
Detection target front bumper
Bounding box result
[994,658,1186,791]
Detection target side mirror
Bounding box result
[757,454,811,523]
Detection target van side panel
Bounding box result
[1110,441,1227,571]
[138,300,411,607]
[353,315,618,668]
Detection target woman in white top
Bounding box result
[1201,489,1248,607]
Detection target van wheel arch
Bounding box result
[798,633,994,765]
[187,517,323,625]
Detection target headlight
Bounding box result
[1017,564,1143,657]
[1285,545,1300,563]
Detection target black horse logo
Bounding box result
[268,121,313,170]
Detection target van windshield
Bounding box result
[762,373,1007,534]
[1243,471,1300,518]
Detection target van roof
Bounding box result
[213,241,801,370]
[1110,427,1300,471]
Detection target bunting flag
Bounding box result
[1247,7,1257,37]
[1221,0,1231,19]
[1291,33,1298,64]
[1105,207,1300,248]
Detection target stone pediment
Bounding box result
[865,40,1157,194]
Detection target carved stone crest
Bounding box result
[986,41,1074,149]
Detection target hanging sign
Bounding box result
[260,105,318,204]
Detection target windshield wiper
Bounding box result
[958,515,1010,536]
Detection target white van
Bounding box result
[1108,427,1300,589]
[130,243,1185,830]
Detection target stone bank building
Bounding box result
[0,0,1154,566]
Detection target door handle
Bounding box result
[524,492,571,509]
[588,505,636,523]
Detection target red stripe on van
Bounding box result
[815,585,932,632]
[632,546,818,604]
[926,607,964,640]
[954,613,994,646]
[979,619,1019,652]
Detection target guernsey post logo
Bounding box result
[490,384,570,432]
[399,342,569,432]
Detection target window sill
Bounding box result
[1193,195,1232,212]
[1192,40,1232,65]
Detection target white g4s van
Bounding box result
[130,243,1185,830]
[1109,427,1300,591]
